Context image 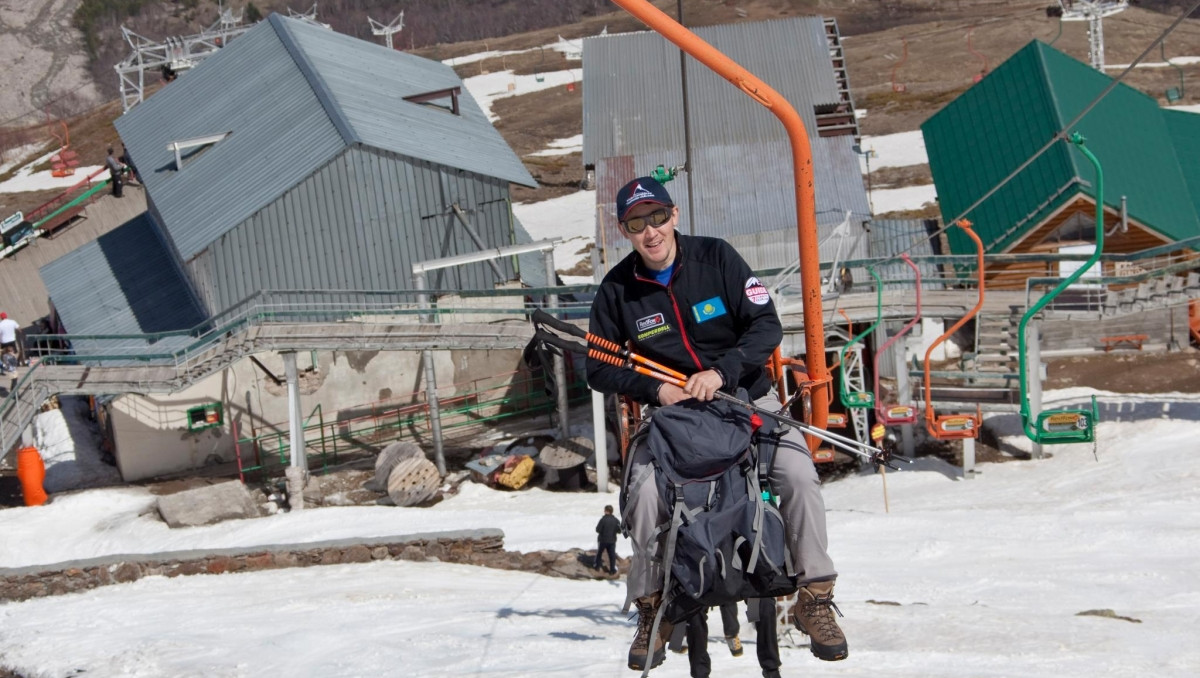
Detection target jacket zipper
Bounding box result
[635,262,704,371]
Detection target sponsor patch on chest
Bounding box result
[691,296,727,323]
[636,312,666,332]
[744,276,770,305]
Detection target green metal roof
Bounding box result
[922,40,1200,256]
[1164,109,1200,223]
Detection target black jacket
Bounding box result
[587,234,782,404]
[596,513,622,544]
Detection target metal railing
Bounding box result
[232,368,589,481]
[2,287,596,454]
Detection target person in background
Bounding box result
[105,147,127,198]
[0,312,20,374]
[594,504,622,575]
[119,144,142,185]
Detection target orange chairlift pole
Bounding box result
[874,254,922,426]
[966,26,989,82]
[610,0,830,448]
[923,220,984,440]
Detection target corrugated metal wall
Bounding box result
[868,218,943,381]
[584,18,870,273]
[191,146,516,313]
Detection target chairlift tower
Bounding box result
[369,12,405,50]
[114,3,253,112]
[1058,1,1129,71]
[288,3,331,30]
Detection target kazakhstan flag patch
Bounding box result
[692,296,727,323]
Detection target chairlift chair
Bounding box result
[923,220,984,440]
[873,254,922,426]
[1017,133,1103,444]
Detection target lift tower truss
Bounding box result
[369,12,405,50]
[1059,1,1129,71]
[114,5,253,112]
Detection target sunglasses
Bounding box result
[620,207,673,234]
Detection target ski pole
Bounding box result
[531,309,687,380]
[533,329,898,469]
[529,315,886,458]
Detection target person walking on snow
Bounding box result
[595,504,622,574]
[586,176,848,671]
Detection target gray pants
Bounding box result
[622,394,836,604]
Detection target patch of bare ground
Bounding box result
[845,4,1200,136]
[1045,348,1200,394]
[876,204,942,220]
[559,242,596,277]
[870,164,933,189]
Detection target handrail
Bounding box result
[608,0,831,447]
[24,166,110,222]
[873,254,922,425]
[1018,133,1102,444]
[923,220,984,440]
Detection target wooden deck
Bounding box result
[0,187,147,330]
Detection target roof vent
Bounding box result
[403,87,461,116]
[167,131,232,170]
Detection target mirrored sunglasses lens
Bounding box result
[648,209,670,226]
[623,217,647,233]
[622,208,670,234]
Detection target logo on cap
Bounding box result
[625,183,657,206]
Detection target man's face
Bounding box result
[621,202,679,271]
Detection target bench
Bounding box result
[1100,334,1148,352]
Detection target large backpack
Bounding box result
[629,392,798,624]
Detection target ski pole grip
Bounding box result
[588,347,624,367]
[534,330,587,355]
[530,309,587,338]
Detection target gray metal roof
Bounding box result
[582,17,870,270]
[116,13,533,263]
[40,213,206,357]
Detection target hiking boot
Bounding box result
[725,635,743,657]
[628,593,673,671]
[790,580,848,661]
[762,671,782,678]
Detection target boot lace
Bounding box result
[630,599,656,649]
[802,591,845,639]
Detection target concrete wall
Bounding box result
[1041,307,1176,351]
[111,346,528,481]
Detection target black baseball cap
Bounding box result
[616,176,674,222]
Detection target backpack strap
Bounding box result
[640,484,687,678]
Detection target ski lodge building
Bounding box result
[922,40,1200,289]
[36,14,544,480]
